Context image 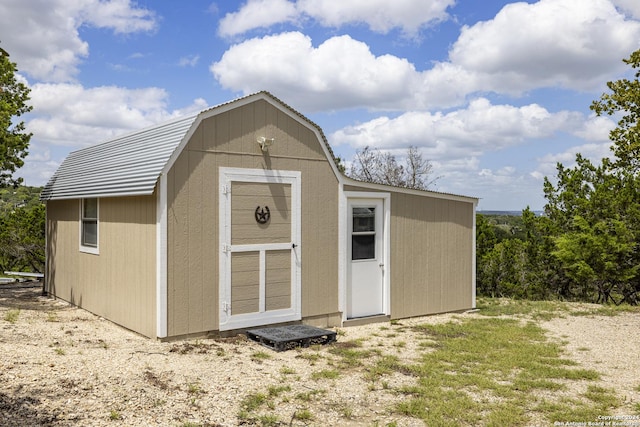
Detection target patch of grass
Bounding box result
[109,410,121,420]
[341,404,354,419]
[46,311,59,322]
[328,340,372,368]
[54,347,65,355]
[295,352,322,364]
[187,382,203,394]
[311,369,340,380]
[476,297,566,319]
[583,385,619,409]
[365,354,408,382]
[251,351,272,362]
[574,304,640,317]
[257,414,280,426]
[267,385,290,397]
[280,366,296,375]
[240,392,267,412]
[293,409,313,421]
[4,309,20,323]
[295,388,326,402]
[391,317,618,425]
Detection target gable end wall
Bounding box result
[166,99,340,337]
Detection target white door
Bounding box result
[219,168,301,331]
[347,198,384,318]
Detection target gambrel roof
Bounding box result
[41,91,477,203]
[41,91,335,201]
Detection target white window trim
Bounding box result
[79,198,99,255]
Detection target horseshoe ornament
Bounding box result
[255,206,270,224]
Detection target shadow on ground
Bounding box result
[0,283,64,312]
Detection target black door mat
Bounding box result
[246,325,337,352]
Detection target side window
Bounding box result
[80,198,99,253]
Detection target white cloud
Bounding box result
[211,32,418,111]
[19,84,207,187]
[572,115,616,142]
[26,83,206,147]
[449,0,640,92]
[296,0,453,35]
[79,0,157,34]
[535,141,614,181]
[330,98,583,159]
[218,0,298,37]
[611,0,640,19]
[212,0,640,112]
[218,0,453,37]
[179,54,201,67]
[0,0,157,82]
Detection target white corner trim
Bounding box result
[156,173,168,338]
[337,183,346,320]
[472,199,478,309]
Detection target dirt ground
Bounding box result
[1,282,639,426]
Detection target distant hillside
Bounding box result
[478,210,543,216]
[0,186,43,213]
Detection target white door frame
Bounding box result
[340,191,391,321]
[218,167,302,331]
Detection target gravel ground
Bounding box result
[1,283,639,426]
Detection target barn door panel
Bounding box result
[219,168,301,331]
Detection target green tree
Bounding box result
[591,49,640,174]
[476,214,497,260]
[553,215,638,304]
[540,49,640,305]
[477,238,528,298]
[0,203,45,273]
[0,44,32,187]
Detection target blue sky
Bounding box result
[2,0,640,210]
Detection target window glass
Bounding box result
[83,198,97,219]
[82,221,98,247]
[81,198,98,248]
[353,207,375,232]
[352,235,375,260]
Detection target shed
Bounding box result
[41,91,478,339]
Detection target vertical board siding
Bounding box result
[167,100,339,336]
[265,249,292,310]
[45,196,157,337]
[390,193,473,318]
[231,252,260,315]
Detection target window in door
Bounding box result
[352,207,376,260]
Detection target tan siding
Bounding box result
[231,252,260,315]
[390,193,473,318]
[166,100,339,336]
[265,249,291,311]
[45,196,157,337]
[231,182,291,245]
